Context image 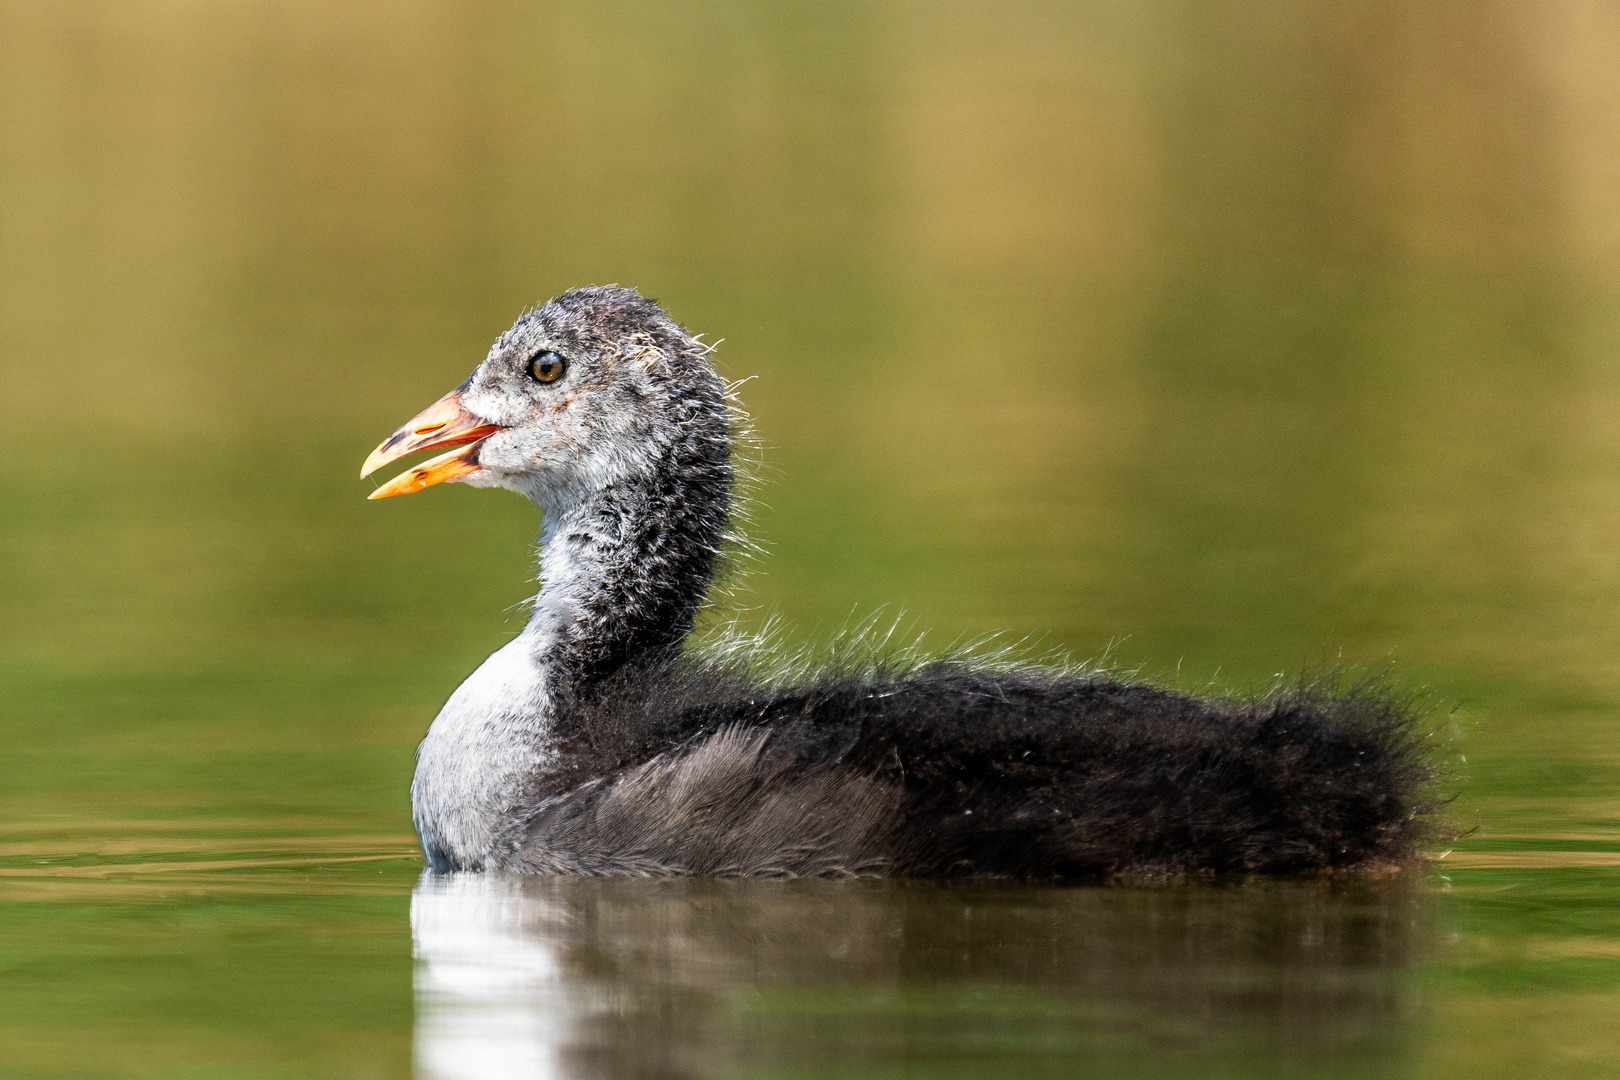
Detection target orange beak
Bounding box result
[361,387,505,500]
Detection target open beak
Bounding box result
[361,386,505,500]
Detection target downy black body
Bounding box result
[364,286,1438,878]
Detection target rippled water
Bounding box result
[5,1,1620,1076]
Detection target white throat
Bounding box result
[411,630,554,871]
[409,501,619,872]
[411,432,725,871]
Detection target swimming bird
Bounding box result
[362,286,1434,878]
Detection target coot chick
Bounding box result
[362,286,1435,878]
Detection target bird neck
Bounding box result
[412,449,730,872]
[524,442,732,695]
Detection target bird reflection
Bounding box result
[412,873,575,1080]
[412,872,1429,1079]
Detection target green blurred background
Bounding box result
[3,1,1620,1077]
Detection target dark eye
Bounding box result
[529,351,567,384]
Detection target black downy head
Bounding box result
[363,286,735,685]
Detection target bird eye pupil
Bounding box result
[530,352,567,383]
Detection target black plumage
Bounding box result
[500,657,1433,877]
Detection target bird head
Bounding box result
[361,286,727,509]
